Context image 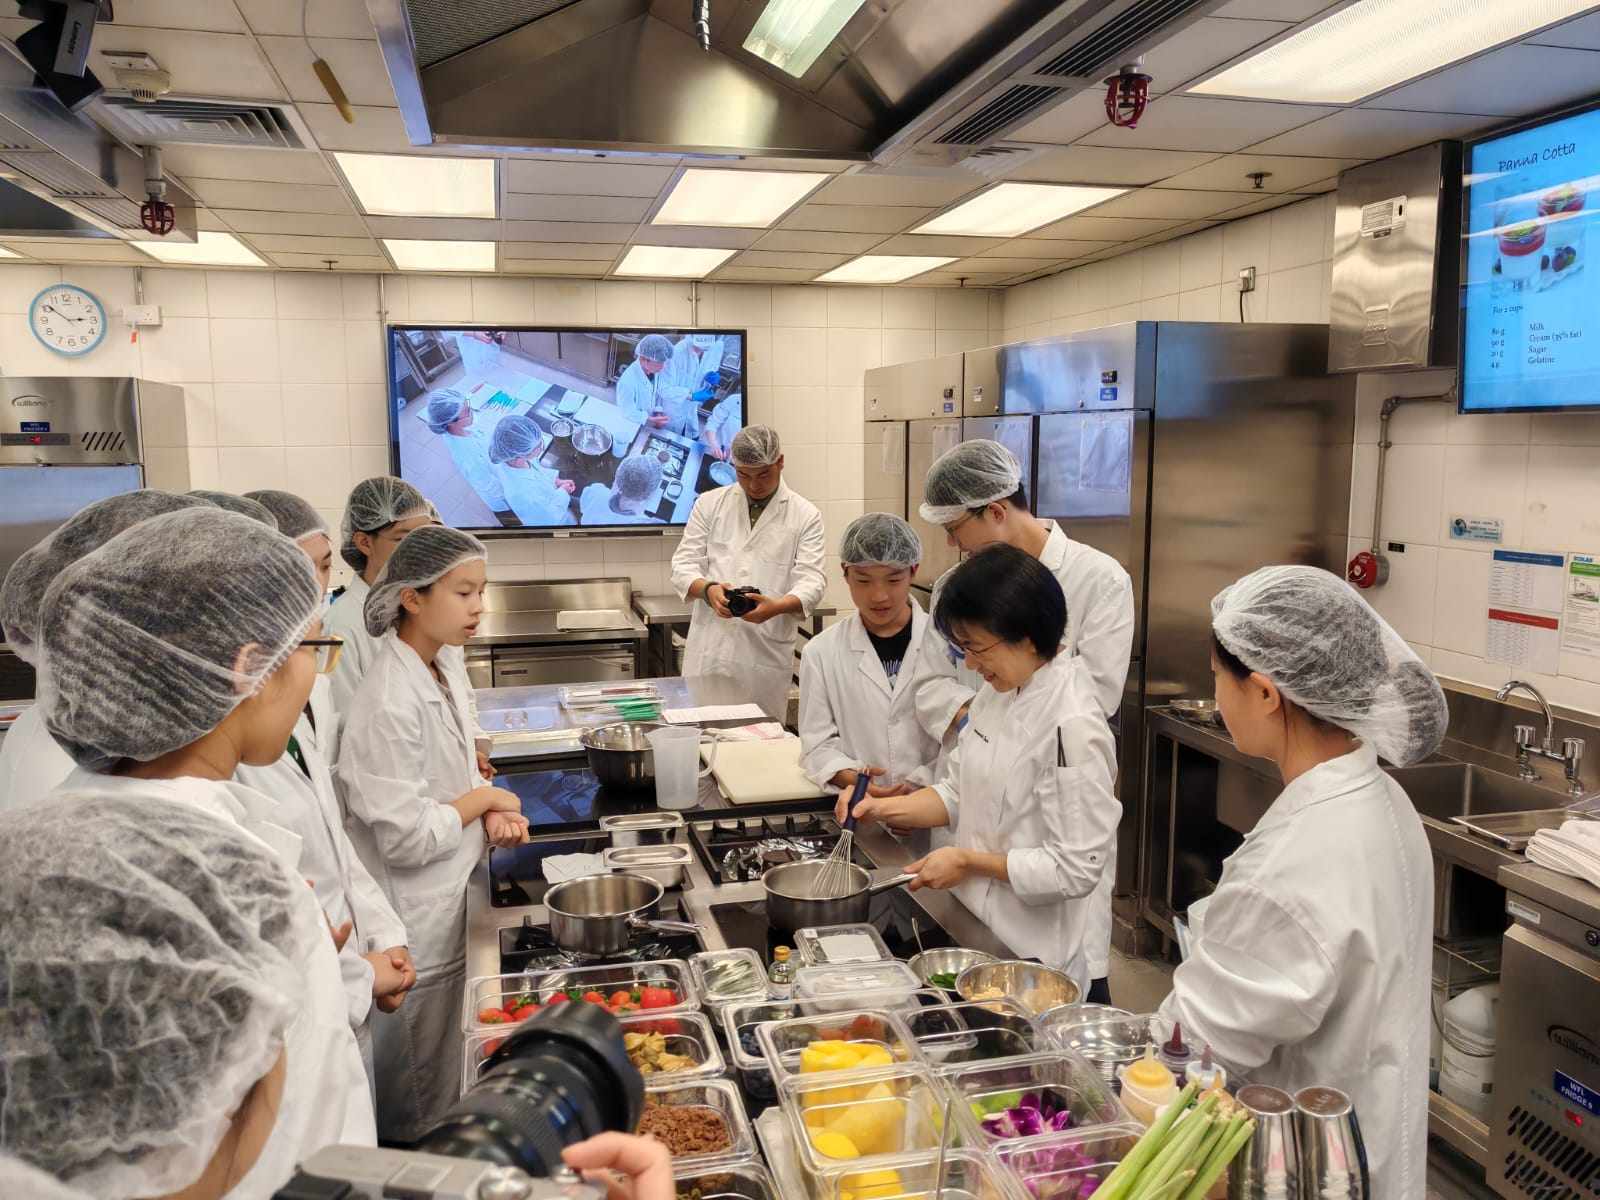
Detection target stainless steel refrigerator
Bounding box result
[864,322,1355,941]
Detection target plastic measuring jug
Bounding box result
[647,726,719,810]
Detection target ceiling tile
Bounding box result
[731,250,851,269]
[919,272,1011,286]
[1530,11,1600,49]
[257,35,397,108]
[713,267,821,282]
[502,193,653,223]
[872,233,1008,256]
[809,173,981,207]
[1246,108,1491,158]
[1144,16,1294,93]
[1092,187,1262,219]
[1005,145,1221,186]
[1030,214,1187,240]
[9,240,148,262]
[365,216,502,239]
[985,239,1109,259]
[188,180,354,214]
[212,210,370,236]
[501,260,611,276]
[952,256,1066,275]
[751,230,883,253]
[781,205,930,234]
[247,234,382,254]
[1363,44,1600,118]
[503,160,675,197]
[267,253,389,270]
[88,27,284,100]
[1209,192,1311,219]
[1300,175,1340,193]
[1010,89,1115,146]
[236,0,377,39]
[502,242,622,261]
[633,226,763,250]
[1078,96,1337,153]
[297,103,415,153]
[162,146,334,186]
[1152,152,1360,192]
[1212,0,1338,17]
[101,0,245,32]
[502,220,639,244]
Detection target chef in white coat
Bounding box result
[669,425,827,722]
[234,489,416,1088]
[799,513,939,794]
[615,333,692,432]
[580,453,665,526]
[488,413,576,528]
[702,392,742,462]
[0,489,210,811]
[29,506,377,1182]
[426,390,508,512]
[325,476,434,714]
[1157,566,1445,1200]
[912,438,1133,1001]
[842,544,1118,995]
[337,526,529,1141]
[661,332,724,435]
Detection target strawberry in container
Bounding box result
[1498,221,1547,281]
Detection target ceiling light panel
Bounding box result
[136,231,265,267]
[744,0,868,77]
[614,245,737,278]
[1191,0,1600,104]
[815,255,956,284]
[382,239,496,271]
[333,152,497,218]
[654,168,829,229]
[912,183,1128,237]
[0,246,21,258]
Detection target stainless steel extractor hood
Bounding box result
[370,0,1225,164]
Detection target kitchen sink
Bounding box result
[1387,761,1554,822]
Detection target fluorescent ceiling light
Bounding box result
[334,152,497,218]
[744,0,867,77]
[383,239,496,272]
[614,245,737,278]
[1191,0,1600,104]
[0,245,21,258]
[654,168,828,228]
[816,255,955,284]
[135,230,264,267]
[912,183,1127,237]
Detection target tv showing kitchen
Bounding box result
[1460,101,1600,413]
[388,325,746,531]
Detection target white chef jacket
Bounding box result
[325,573,374,717]
[664,337,725,395]
[0,702,75,812]
[798,602,940,790]
[703,393,742,456]
[580,482,661,527]
[616,358,695,436]
[442,423,507,510]
[669,480,827,721]
[931,653,1118,994]
[235,675,408,1067]
[1156,743,1432,1200]
[336,631,488,1141]
[494,459,574,528]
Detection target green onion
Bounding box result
[1088,1081,1198,1200]
[1178,1117,1255,1200]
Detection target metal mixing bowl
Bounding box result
[906,947,997,991]
[572,422,613,456]
[579,720,662,790]
[1171,698,1223,726]
[955,959,1080,1015]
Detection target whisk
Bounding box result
[809,772,870,899]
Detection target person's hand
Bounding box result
[472,786,522,814]
[831,767,904,822]
[365,949,414,1012]
[328,918,354,953]
[846,789,946,832]
[476,750,496,782]
[557,477,577,494]
[710,444,728,461]
[705,583,733,618]
[906,847,971,891]
[485,810,531,848]
[647,412,670,428]
[740,593,784,625]
[561,1133,674,1200]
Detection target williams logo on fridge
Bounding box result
[10,395,47,407]
[1548,1025,1600,1070]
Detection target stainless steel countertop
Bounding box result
[630,592,838,626]
[468,610,648,647]
[1500,860,1600,930]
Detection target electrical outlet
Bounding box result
[122,304,161,326]
[1238,266,1257,293]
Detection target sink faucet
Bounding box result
[1495,679,1586,796]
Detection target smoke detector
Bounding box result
[101,51,172,103]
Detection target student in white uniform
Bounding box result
[702,392,742,461]
[662,332,724,435]
[843,544,1118,997]
[233,489,416,1089]
[615,333,692,432]
[454,328,503,378]
[580,453,665,526]
[337,526,530,1141]
[489,414,576,528]
[0,490,209,811]
[669,425,827,722]
[799,513,939,795]
[188,488,281,526]
[30,506,377,1178]
[325,477,434,715]
[1157,566,1445,1200]
[425,390,507,512]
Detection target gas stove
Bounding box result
[498,891,703,974]
[713,884,956,965]
[687,812,875,884]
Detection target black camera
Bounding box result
[723,585,760,616]
[274,1002,643,1199]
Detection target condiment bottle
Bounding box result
[1118,1045,1179,1126]
[1159,1021,1193,1075]
[1184,1043,1227,1092]
[768,946,794,998]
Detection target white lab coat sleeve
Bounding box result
[787,507,828,617]
[1078,566,1136,718]
[670,494,714,599]
[347,842,408,952]
[615,365,650,423]
[328,629,369,717]
[338,702,467,869]
[798,643,858,787]
[910,619,975,743]
[1006,713,1119,906]
[1157,883,1338,1074]
[930,736,963,827]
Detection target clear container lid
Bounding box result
[992,1121,1144,1198]
[463,959,697,1032]
[755,1007,924,1083]
[904,997,1049,1072]
[794,923,893,967]
[945,1050,1129,1149]
[793,960,919,1011]
[690,948,770,1007]
[779,1064,951,1175]
[640,1077,759,1169]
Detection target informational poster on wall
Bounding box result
[1562,554,1600,660]
[1486,549,1565,674]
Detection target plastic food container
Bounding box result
[756,1007,923,1083]
[640,1077,759,1169]
[691,948,770,1012]
[722,998,803,1103]
[781,1064,959,1175]
[992,1122,1143,1199]
[464,959,698,1032]
[808,1148,1023,1200]
[794,923,894,967]
[905,998,1048,1071]
[672,1161,783,1200]
[621,1010,727,1082]
[947,1051,1129,1151]
[793,961,920,1013]
[1043,1012,1160,1088]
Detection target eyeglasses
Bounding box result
[299,636,344,675]
[943,512,977,537]
[953,635,1005,659]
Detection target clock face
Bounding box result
[29,284,106,357]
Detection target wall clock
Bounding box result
[29,283,107,357]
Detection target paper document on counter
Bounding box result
[664,703,767,724]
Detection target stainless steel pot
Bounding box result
[761,860,915,936]
[580,721,661,790]
[543,871,700,956]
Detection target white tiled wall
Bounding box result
[0,264,1003,609]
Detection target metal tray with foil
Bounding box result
[1448,810,1576,851]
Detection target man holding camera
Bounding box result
[670,424,827,721]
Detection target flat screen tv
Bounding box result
[388,325,747,531]
[1460,101,1600,413]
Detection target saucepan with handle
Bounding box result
[543,871,700,957]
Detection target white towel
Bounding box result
[1526,820,1600,889]
[542,853,606,883]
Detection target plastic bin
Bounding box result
[756,1007,923,1083]
[793,961,921,1014]
[463,959,697,1032]
[992,1122,1143,1199]
[945,1051,1129,1150]
[640,1077,759,1170]
[722,997,804,1104]
[794,923,894,968]
[691,948,770,1013]
[905,999,1048,1072]
[780,1064,963,1175]
[809,1148,1024,1200]
[672,1161,783,1200]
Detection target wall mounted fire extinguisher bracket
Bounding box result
[1346,389,1454,589]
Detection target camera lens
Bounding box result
[726,588,754,616]
[413,1001,643,1177]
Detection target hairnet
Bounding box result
[364,525,487,637]
[731,424,781,467]
[636,333,674,362]
[340,476,430,572]
[425,389,470,434]
[614,454,664,503]
[840,512,922,568]
[918,439,1021,525]
[243,489,327,542]
[1211,564,1448,767]
[0,490,209,667]
[186,490,278,528]
[0,794,301,1198]
[488,413,545,465]
[0,1154,92,1200]
[38,508,321,771]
